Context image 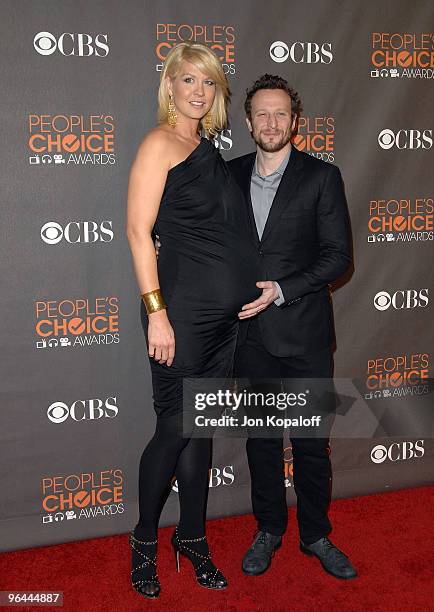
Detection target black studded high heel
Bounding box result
[171,527,228,590]
[129,530,160,598]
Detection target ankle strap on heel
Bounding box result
[130,530,157,546]
[174,528,207,543]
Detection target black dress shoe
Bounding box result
[242,531,282,576]
[300,537,357,579]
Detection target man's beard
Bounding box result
[252,129,292,152]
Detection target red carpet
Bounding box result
[1,486,433,612]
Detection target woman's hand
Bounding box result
[147,309,175,366]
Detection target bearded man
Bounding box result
[229,74,357,580]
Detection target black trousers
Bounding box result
[233,316,333,545]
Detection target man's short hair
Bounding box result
[244,74,303,119]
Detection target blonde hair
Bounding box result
[157,41,230,137]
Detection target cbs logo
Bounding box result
[374,289,429,311]
[371,440,424,463]
[47,397,118,423]
[171,465,234,492]
[34,31,109,57]
[40,221,114,244]
[212,129,233,151]
[270,41,333,64]
[378,129,433,150]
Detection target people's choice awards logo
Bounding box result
[378,129,433,150]
[41,468,124,525]
[34,31,109,57]
[370,440,424,463]
[370,32,434,79]
[367,196,433,244]
[292,117,335,163]
[155,23,235,74]
[28,114,116,166]
[373,289,429,311]
[270,40,333,64]
[283,445,293,488]
[47,397,119,423]
[34,296,120,349]
[40,221,114,245]
[365,352,429,400]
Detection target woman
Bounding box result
[126,41,260,598]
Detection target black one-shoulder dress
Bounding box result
[141,137,260,417]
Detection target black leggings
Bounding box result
[134,413,211,540]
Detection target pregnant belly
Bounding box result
[158,251,260,315]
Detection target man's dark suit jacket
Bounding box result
[228,146,352,357]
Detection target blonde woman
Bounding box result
[126,42,259,598]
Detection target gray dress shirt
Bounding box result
[250,146,292,306]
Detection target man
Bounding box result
[228,74,356,579]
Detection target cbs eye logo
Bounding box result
[34,32,57,55]
[377,129,395,150]
[269,41,289,63]
[47,402,69,423]
[41,222,63,244]
[370,445,387,463]
[373,291,392,311]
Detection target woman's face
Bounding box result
[167,60,216,123]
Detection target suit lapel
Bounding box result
[260,146,304,245]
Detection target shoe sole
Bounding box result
[132,586,160,599]
[241,542,281,576]
[299,544,357,580]
[196,580,228,590]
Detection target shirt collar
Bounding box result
[253,144,292,179]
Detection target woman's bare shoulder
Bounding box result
[139,126,173,152]
[135,127,174,159]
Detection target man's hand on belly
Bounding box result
[238,281,279,319]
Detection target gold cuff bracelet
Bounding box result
[141,289,167,314]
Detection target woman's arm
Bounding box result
[126,131,175,366]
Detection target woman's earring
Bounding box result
[168,94,177,128]
[203,113,213,133]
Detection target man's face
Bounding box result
[246,89,297,152]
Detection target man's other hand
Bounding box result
[238,281,279,319]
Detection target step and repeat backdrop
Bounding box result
[1,0,433,551]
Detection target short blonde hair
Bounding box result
[157,41,230,137]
